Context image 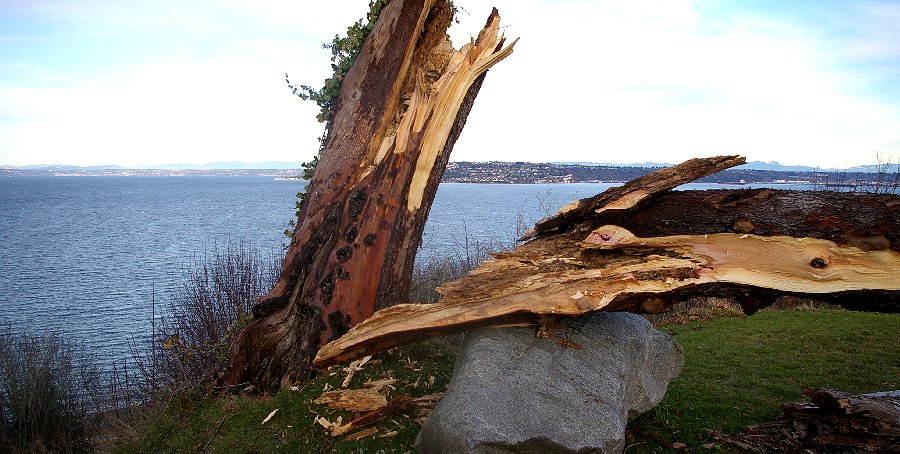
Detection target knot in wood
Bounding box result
[364,233,377,247]
[345,226,359,243]
[809,257,828,269]
[337,246,353,262]
[349,190,367,222]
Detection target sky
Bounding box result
[1,0,899,168]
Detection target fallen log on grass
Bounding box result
[715,388,900,452]
[314,156,900,367]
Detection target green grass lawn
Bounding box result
[628,307,900,452]
[115,308,899,453]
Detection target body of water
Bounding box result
[0,175,812,364]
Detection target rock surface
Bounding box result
[415,312,684,454]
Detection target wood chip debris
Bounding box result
[261,408,278,425]
[314,415,343,432]
[344,427,379,441]
[342,355,372,388]
[363,378,397,391]
[332,394,413,437]
[412,393,444,406]
[403,357,422,371]
[314,388,387,412]
[331,422,355,437]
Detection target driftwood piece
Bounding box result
[715,388,900,452]
[313,157,900,367]
[220,1,516,389]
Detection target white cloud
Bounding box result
[1,0,899,168]
[0,59,323,166]
[446,0,900,167]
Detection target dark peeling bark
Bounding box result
[594,189,900,252]
[219,0,516,389]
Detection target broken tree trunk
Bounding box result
[220,1,516,389]
[314,156,900,367]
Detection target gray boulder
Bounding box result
[415,312,684,454]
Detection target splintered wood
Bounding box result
[314,388,387,412]
[341,355,372,388]
[582,225,900,294]
[313,156,900,368]
[319,394,413,437]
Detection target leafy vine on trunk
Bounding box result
[283,0,388,238]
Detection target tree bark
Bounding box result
[219,0,516,389]
[313,157,900,367]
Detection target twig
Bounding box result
[201,414,227,453]
[212,381,250,390]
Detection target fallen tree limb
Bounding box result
[313,157,900,368]
[315,227,900,366]
[715,388,900,453]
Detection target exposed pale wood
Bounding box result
[343,428,379,441]
[314,388,387,412]
[314,226,900,367]
[220,2,516,390]
[583,225,900,293]
[341,355,372,388]
[362,378,397,391]
[261,409,278,425]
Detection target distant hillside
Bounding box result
[150,161,300,170]
[4,160,893,184]
[552,160,888,173]
[443,161,886,184]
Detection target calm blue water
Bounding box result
[0,176,812,364]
